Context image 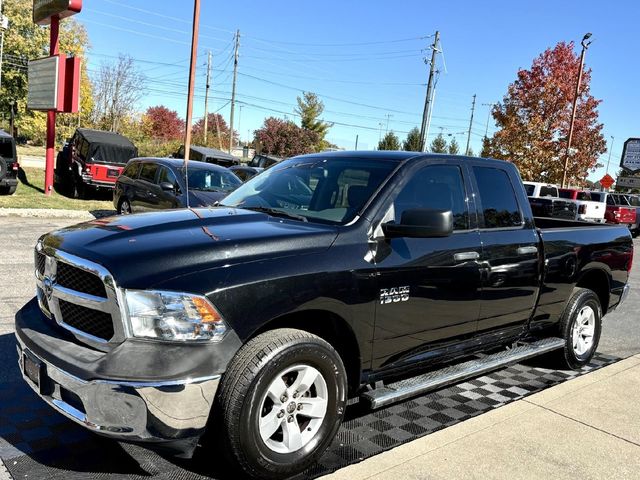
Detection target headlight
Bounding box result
[125,290,227,342]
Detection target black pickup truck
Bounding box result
[15,152,633,479]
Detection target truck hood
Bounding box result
[41,208,338,288]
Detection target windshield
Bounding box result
[181,167,242,193]
[219,157,398,224]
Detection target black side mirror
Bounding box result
[382,209,453,238]
[159,181,175,192]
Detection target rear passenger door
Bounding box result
[132,162,159,212]
[470,164,541,335]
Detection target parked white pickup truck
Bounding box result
[558,188,606,223]
[523,182,577,220]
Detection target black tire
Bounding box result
[214,328,347,479]
[3,185,17,195]
[118,198,132,215]
[547,288,602,370]
[74,177,87,199]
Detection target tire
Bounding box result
[547,288,602,370]
[3,185,17,195]
[214,328,348,479]
[118,198,132,215]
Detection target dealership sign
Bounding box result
[616,176,640,189]
[33,0,82,25]
[27,56,60,110]
[620,138,640,173]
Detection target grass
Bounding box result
[0,167,115,212]
[17,145,46,158]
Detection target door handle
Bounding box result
[453,251,480,262]
[517,246,538,255]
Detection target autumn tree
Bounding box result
[430,133,447,153]
[378,131,400,150]
[296,92,331,151]
[143,106,184,141]
[191,113,235,150]
[1,0,93,144]
[448,138,460,155]
[92,55,145,132]
[403,127,421,151]
[483,42,606,183]
[253,117,319,157]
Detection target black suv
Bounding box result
[113,157,242,214]
[0,130,19,195]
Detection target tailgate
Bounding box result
[87,164,123,183]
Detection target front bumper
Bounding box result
[15,298,241,457]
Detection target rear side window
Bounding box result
[524,184,535,196]
[121,162,140,179]
[473,166,523,229]
[139,163,158,183]
[576,191,592,201]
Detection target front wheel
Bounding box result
[118,198,132,215]
[547,288,602,370]
[214,328,347,479]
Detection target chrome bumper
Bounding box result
[16,335,220,452]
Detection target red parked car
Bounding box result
[603,193,636,228]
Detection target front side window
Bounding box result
[139,163,158,183]
[473,166,523,228]
[157,166,178,186]
[122,161,140,179]
[393,165,469,230]
[220,157,398,225]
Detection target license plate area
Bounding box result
[23,350,43,392]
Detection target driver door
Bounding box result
[371,160,483,369]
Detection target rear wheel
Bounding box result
[214,328,347,479]
[0,185,17,195]
[118,198,132,215]
[546,288,602,370]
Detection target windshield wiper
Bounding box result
[243,206,308,222]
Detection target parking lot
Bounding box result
[1,216,639,479]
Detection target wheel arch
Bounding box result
[250,310,362,395]
[576,268,611,315]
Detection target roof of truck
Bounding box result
[76,128,136,148]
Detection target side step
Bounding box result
[361,337,565,409]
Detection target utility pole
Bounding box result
[465,94,476,156]
[562,33,592,188]
[228,29,240,154]
[203,50,211,145]
[606,135,614,174]
[481,103,494,140]
[0,0,8,93]
[385,113,393,133]
[183,0,202,207]
[419,31,440,152]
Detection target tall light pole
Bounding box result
[561,33,592,188]
[605,135,614,173]
[0,0,8,93]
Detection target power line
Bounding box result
[243,34,434,48]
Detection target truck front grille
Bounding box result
[56,261,107,298]
[59,300,114,340]
[34,245,123,348]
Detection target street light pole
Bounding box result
[605,135,614,173]
[561,33,592,188]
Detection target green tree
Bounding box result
[1,0,93,144]
[403,127,421,151]
[448,137,460,155]
[430,133,447,153]
[296,92,331,151]
[378,131,400,150]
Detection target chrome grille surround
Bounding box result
[34,241,127,350]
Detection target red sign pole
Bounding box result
[44,15,59,196]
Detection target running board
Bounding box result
[361,337,565,409]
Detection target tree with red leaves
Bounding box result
[253,117,319,157]
[143,106,185,141]
[483,42,606,185]
[191,113,236,150]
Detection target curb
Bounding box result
[0,208,115,220]
[0,458,11,480]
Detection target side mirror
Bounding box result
[382,209,453,238]
[159,181,175,192]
